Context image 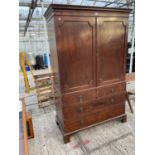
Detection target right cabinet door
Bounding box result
[97,17,128,86]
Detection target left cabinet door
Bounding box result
[55,16,96,93]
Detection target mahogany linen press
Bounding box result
[44,4,130,143]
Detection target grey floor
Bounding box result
[26,82,135,155]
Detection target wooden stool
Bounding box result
[34,73,55,107]
[126,73,135,113]
[126,91,134,113]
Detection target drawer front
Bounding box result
[62,89,96,106]
[64,119,84,133]
[63,93,125,120]
[83,102,125,128]
[64,102,125,133]
[97,82,126,98]
[63,104,83,120]
[94,93,126,108]
[84,112,100,127]
[63,100,94,120]
[98,102,125,122]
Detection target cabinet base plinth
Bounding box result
[121,115,127,123]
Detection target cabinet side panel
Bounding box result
[46,17,63,126]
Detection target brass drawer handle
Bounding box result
[79,107,83,112]
[80,120,84,125]
[111,87,115,92]
[79,95,83,103]
[111,98,114,103]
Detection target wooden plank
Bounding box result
[35,76,51,81]
[37,86,53,92]
[22,98,29,155]
[33,68,52,76]
[34,73,54,77]
[38,94,54,100]
[38,89,52,95]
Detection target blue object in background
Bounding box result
[44,53,49,67]
[49,54,51,66]
[26,65,30,71]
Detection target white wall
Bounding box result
[19,32,50,55]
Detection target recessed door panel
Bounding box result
[56,17,96,92]
[97,17,127,85]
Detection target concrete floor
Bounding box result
[26,82,135,155]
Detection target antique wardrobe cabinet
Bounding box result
[44,4,130,143]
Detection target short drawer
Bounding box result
[62,89,96,106]
[63,100,94,120]
[92,93,126,110]
[64,119,84,133]
[98,93,125,104]
[97,82,126,98]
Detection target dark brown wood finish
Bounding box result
[55,16,96,92]
[97,17,128,85]
[45,4,130,143]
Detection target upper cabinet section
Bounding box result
[44,4,131,93]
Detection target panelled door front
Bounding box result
[97,17,128,86]
[55,16,96,92]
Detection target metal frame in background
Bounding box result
[19,0,135,73]
[20,0,134,35]
[24,0,38,36]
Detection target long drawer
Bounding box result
[64,102,125,133]
[63,93,126,120]
[64,119,84,133]
[84,102,125,127]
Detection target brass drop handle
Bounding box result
[111,87,115,92]
[79,95,83,103]
[111,98,114,103]
[79,107,83,112]
[80,120,84,125]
